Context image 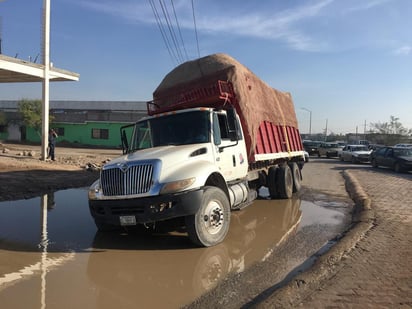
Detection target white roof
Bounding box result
[0,54,79,83]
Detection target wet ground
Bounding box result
[0,186,349,309]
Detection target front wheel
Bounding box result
[351,156,357,164]
[394,162,402,173]
[185,187,230,247]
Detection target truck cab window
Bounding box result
[131,121,152,150]
[131,111,211,150]
[217,113,243,141]
[217,114,230,139]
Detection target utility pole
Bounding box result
[301,107,312,137]
[41,0,50,160]
[0,16,3,54]
[324,119,328,141]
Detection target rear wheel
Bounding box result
[371,158,378,168]
[276,164,293,199]
[267,166,279,198]
[394,162,402,173]
[185,187,230,247]
[289,162,302,193]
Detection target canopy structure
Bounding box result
[0,0,79,160]
[0,54,79,82]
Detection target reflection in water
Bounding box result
[0,187,346,309]
[40,194,48,309]
[0,192,74,309]
[87,198,302,308]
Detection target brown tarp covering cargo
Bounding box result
[153,53,300,160]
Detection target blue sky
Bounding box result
[1,0,411,134]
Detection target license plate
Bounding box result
[120,216,136,226]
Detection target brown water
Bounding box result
[0,188,344,309]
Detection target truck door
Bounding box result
[212,112,248,181]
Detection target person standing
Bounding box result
[48,128,58,161]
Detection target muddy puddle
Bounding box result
[0,188,345,309]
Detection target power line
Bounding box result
[170,0,188,61]
[191,0,200,58]
[158,0,184,63]
[149,0,200,63]
[148,0,179,65]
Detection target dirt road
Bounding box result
[258,162,412,308]
[1,142,411,308]
[0,143,120,201]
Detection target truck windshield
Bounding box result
[129,111,211,151]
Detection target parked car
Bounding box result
[304,151,309,162]
[340,145,372,163]
[317,142,342,158]
[370,146,412,172]
[303,141,322,156]
[394,143,412,148]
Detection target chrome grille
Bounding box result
[101,164,154,196]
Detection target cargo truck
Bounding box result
[88,53,305,247]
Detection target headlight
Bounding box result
[88,180,101,200]
[160,177,196,195]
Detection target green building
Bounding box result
[0,100,147,148]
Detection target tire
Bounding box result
[340,155,344,162]
[276,164,293,199]
[351,156,357,164]
[394,162,402,173]
[185,186,230,247]
[289,162,302,193]
[267,166,279,198]
[192,245,230,294]
[371,158,378,168]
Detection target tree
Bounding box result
[18,99,54,136]
[0,111,6,126]
[370,116,411,135]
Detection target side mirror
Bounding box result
[212,114,222,146]
[227,107,238,141]
[227,107,237,132]
[120,125,132,154]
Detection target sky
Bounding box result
[0,0,411,135]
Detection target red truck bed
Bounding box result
[150,53,303,163]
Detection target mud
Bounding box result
[0,186,349,308]
[0,144,354,308]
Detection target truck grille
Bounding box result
[100,164,154,196]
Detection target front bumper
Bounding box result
[355,156,370,163]
[89,189,204,226]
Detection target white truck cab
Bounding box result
[89,107,253,246]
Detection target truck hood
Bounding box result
[106,144,210,169]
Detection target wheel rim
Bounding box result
[201,200,225,235]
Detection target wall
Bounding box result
[25,122,125,148]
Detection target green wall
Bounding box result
[25,122,125,148]
[0,132,7,140]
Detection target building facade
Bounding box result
[0,100,147,148]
